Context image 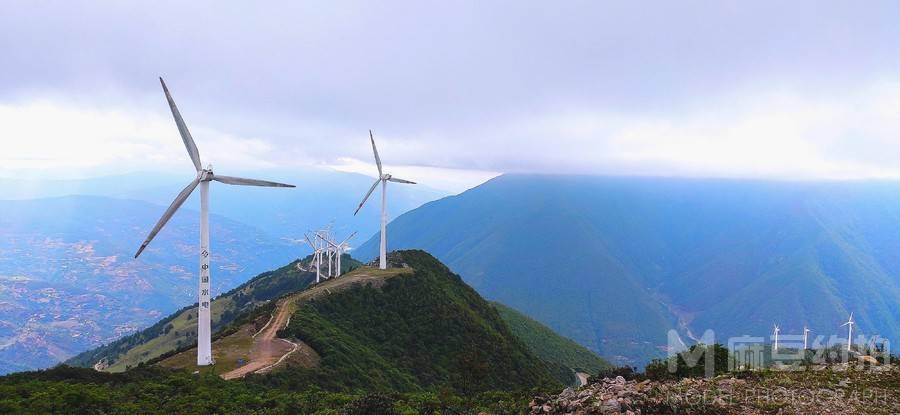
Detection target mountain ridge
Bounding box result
[356,174,900,365]
[68,250,609,391]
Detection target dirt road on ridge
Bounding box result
[220,267,409,380]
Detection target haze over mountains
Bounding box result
[5,171,900,374]
[357,174,900,365]
[0,168,445,373]
[0,167,447,241]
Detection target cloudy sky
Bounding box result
[2,1,900,192]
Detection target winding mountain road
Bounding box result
[220,295,302,380]
[219,267,410,380]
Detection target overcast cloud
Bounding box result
[2,1,900,191]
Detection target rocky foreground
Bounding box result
[530,364,899,414]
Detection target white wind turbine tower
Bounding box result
[134,78,295,366]
[841,312,855,352]
[327,232,336,277]
[772,324,780,353]
[336,231,357,276]
[315,228,336,278]
[803,326,811,350]
[316,231,336,277]
[354,130,416,269]
[320,231,357,277]
[303,233,323,283]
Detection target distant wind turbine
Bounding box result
[304,233,324,283]
[313,229,335,278]
[803,326,811,350]
[353,130,416,269]
[319,231,357,277]
[336,232,357,275]
[134,78,295,366]
[772,324,780,353]
[841,312,855,352]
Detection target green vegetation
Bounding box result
[644,343,731,380]
[493,302,611,385]
[0,365,535,415]
[259,250,561,394]
[0,251,575,414]
[354,175,900,366]
[67,255,361,371]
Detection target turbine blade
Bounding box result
[387,177,416,184]
[134,177,200,258]
[354,178,381,215]
[315,232,340,248]
[212,175,295,187]
[340,231,358,245]
[370,130,383,176]
[159,78,202,171]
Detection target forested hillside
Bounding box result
[357,175,900,365]
[258,251,561,393]
[493,302,611,384]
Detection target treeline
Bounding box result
[0,365,535,415]
[592,343,897,383]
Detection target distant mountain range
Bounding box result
[0,168,447,241]
[357,175,900,366]
[0,168,446,374]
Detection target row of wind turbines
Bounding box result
[303,226,357,283]
[771,312,857,353]
[133,78,414,366]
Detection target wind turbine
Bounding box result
[354,130,416,270]
[327,231,336,277]
[841,312,855,352]
[336,231,357,276]
[803,326,811,350]
[303,233,323,283]
[314,228,336,278]
[319,232,357,277]
[134,78,295,366]
[772,324,780,353]
[316,232,333,277]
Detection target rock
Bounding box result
[615,376,626,384]
[603,398,621,412]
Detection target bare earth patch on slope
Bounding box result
[158,265,413,379]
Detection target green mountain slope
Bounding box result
[258,250,561,393]
[493,302,611,384]
[356,175,900,366]
[0,251,636,413]
[66,255,360,371]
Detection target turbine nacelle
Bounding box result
[199,167,214,181]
